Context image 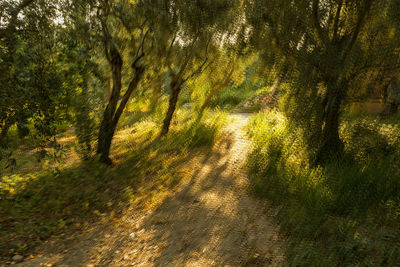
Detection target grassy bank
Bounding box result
[247,110,400,266]
[0,110,227,262]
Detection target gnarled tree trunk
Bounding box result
[97,46,123,164]
[97,44,145,164]
[316,81,344,163]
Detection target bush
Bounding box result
[247,110,400,265]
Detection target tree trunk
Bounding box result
[99,77,145,165]
[97,64,145,165]
[113,66,145,125]
[197,93,214,121]
[316,83,344,164]
[97,118,116,165]
[0,123,10,147]
[97,47,123,165]
[161,85,182,136]
[97,99,120,165]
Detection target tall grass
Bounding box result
[247,110,400,266]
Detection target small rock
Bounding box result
[129,233,137,239]
[182,103,193,109]
[12,255,24,263]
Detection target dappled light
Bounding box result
[1,0,400,265]
[247,111,400,265]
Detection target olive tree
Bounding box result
[155,0,243,136]
[246,0,400,162]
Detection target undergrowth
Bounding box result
[208,80,262,111]
[0,109,226,262]
[247,110,400,266]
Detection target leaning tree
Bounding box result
[153,0,243,136]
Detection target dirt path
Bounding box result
[17,114,284,266]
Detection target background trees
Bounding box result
[1,0,399,164]
[0,0,68,145]
[246,0,400,162]
[64,0,166,164]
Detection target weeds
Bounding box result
[247,110,400,266]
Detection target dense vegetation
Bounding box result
[247,110,400,265]
[1,0,400,265]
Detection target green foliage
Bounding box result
[0,0,71,145]
[60,39,104,159]
[183,110,227,148]
[247,110,400,265]
[209,85,252,110]
[2,0,400,265]
[246,0,400,159]
[0,149,16,173]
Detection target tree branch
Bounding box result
[342,0,373,60]
[113,66,145,126]
[0,0,36,39]
[312,0,325,44]
[332,0,343,42]
[182,37,212,83]
[97,2,113,63]
[134,26,150,62]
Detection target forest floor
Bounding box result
[15,114,285,266]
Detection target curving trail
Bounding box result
[18,114,284,266]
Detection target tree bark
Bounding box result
[97,119,116,165]
[97,66,145,164]
[0,123,10,147]
[316,82,344,164]
[160,84,182,136]
[197,93,214,120]
[97,46,123,165]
